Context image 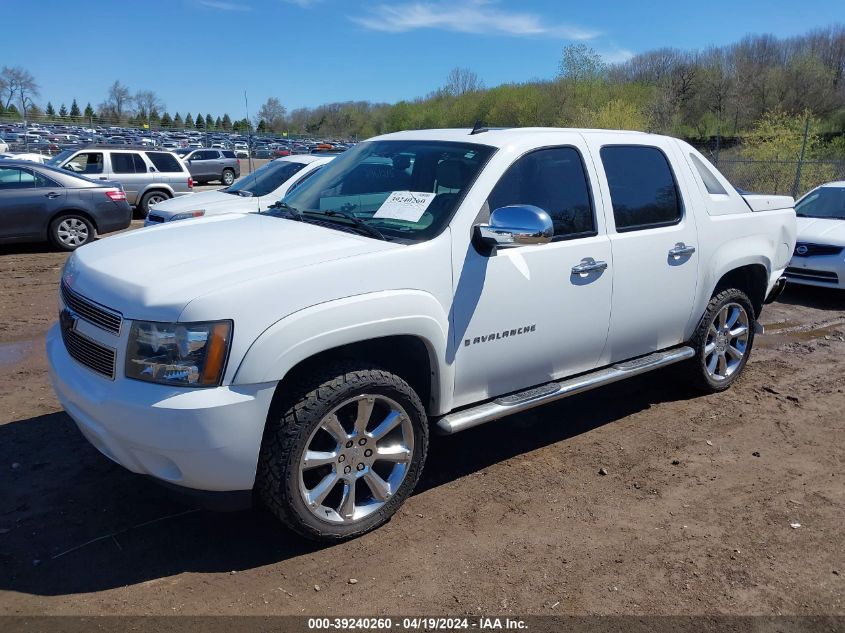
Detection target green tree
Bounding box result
[83,102,95,121]
[221,113,232,130]
[195,111,204,129]
[59,103,68,118]
[184,112,194,128]
[206,113,214,129]
[160,112,172,127]
[173,112,183,128]
[45,101,55,118]
[69,99,81,120]
[215,115,222,129]
[256,119,267,133]
[6,103,20,119]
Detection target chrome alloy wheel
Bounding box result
[298,394,415,524]
[146,193,167,206]
[704,302,750,381]
[56,218,89,247]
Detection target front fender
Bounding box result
[232,290,453,415]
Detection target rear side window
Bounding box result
[488,147,595,239]
[111,152,146,174]
[689,153,728,195]
[0,167,35,189]
[600,146,682,231]
[221,150,235,159]
[146,151,183,173]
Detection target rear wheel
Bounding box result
[221,169,235,186]
[138,191,169,218]
[684,288,755,393]
[50,214,94,251]
[257,363,429,541]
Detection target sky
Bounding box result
[2,0,842,118]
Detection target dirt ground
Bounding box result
[0,233,842,617]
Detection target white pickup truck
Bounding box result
[48,128,796,541]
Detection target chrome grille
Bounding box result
[60,281,122,335]
[60,321,116,379]
[793,242,843,257]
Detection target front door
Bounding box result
[0,166,64,239]
[589,140,699,362]
[451,145,613,407]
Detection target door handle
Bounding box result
[571,257,608,275]
[669,242,696,258]
[45,192,61,199]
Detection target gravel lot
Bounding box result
[0,232,842,616]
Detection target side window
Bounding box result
[487,147,596,239]
[132,153,148,174]
[689,153,728,195]
[287,165,320,193]
[111,153,135,174]
[67,152,103,175]
[600,146,682,231]
[34,171,61,188]
[146,152,182,173]
[0,167,34,189]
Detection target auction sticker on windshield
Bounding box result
[373,191,436,222]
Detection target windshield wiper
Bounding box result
[304,210,387,241]
[268,201,303,221]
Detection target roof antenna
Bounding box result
[470,120,486,135]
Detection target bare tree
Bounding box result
[445,67,484,96]
[1,66,39,111]
[100,80,132,123]
[256,97,287,133]
[134,89,164,121]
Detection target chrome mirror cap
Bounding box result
[476,205,554,248]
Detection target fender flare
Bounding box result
[232,290,454,415]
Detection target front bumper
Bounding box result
[785,255,845,289]
[47,324,277,492]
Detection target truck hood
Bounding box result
[149,189,266,218]
[796,216,845,245]
[65,214,399,321]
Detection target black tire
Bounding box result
[221,169,235,186]
[49,214,94,251]
[138,190,170,218]
[684,288,756,393]
[257,362,429,541]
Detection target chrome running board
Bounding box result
[435,346,695,435]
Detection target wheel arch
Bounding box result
[48,207,99,234]
[711,263,769,318]
[232,290,453,416]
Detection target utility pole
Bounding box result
[792,116,810,199]
[244,90,254,174]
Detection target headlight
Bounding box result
[125,320,232,387]
[169,210,205,221]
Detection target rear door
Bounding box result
[587,138,699,362]
[108,152,148,205]
[0,166,65,239]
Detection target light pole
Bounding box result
[20,95,36,153]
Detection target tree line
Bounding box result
[2,25,844,143]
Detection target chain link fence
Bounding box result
[711,158,845,198]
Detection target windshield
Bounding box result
[225,160,306,197]
[271,139,496,241]
[796,186,845,220]
[47,149,76,166]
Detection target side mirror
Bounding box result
[475,205,554,249]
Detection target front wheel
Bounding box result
[684,288,756,393]
[221,169,235,186]
[257,363,429,541]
